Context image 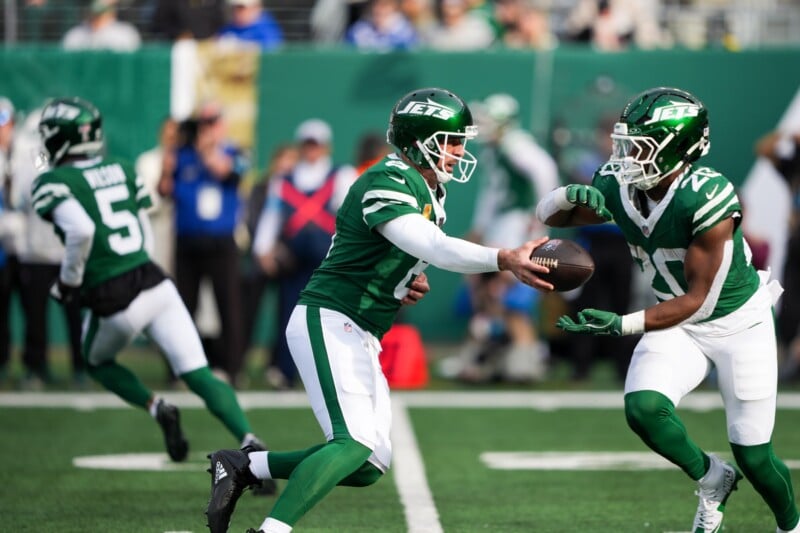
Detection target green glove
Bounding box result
[556,308,622,336]
[565,184,613,221]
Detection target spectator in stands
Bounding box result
[755,129,800,379]
[240,143,298,367]
[501,0,557,50]
[6,106,86,390]
[398,0,437,36]
[0,97,18,387]
[344,0,418,51]
[563,0,668,51]
[135,117,180,275]
[422,0,495,50]
[150,0,226,41]
[354,131,392,176]
[252,119,357,389]
[158,101,247,387]
[218,0,284,50]
[61,0,141,51]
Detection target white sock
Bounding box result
[148,397,161,418]
[698,455,721,488]
[260,517,292,533]
[248,451,271,480]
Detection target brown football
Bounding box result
[530,238,595,292]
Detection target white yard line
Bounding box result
[4,390,800,410]
[391,397,443,533]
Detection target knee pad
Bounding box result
[624,390,675,436]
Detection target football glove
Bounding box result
[50,279,79,306]
[565,184,613,221]
[557,308,622,336]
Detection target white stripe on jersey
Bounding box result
[692,182,734,223]
[693,196,739,235]
[362,189,419,209]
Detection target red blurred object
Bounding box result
[379,324,428,389]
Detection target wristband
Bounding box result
[621,310,646,335]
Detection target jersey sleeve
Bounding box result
[31,172,73,219]
[689,172,740,236]
[361,172,423,230]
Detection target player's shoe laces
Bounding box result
[155,399,189,462]
[241,437,277,496]
[692,454,742,533]
[206,449,259,533]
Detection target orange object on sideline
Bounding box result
[379,324,428,389]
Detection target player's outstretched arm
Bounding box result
[497,237,554,291]
[536,184,613,227]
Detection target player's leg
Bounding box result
[265,305,388,528]
[84,287,190,461]
[710,304,799,531]
[624,327,741,532]
[206,305,389,533]
[144,280,255,444]
[624,328,713,479]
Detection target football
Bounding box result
[530,238,595,292]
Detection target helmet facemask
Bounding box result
[599,89,710,191]
[416,126,478,184]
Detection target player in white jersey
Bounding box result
[537,87,799,533]
[204,88,555,533]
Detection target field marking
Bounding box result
[481,451,800,471]
[391,398,444,533]
[5,390,800,410]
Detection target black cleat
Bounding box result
[241,440,277,497]
[245,530,265,533]
[205,449,259,533]
[155,399,189,462]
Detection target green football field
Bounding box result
[3,388,800,533]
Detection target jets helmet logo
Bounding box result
[396,98,455,120]
[41,103,82,121]
[644,100,700,125]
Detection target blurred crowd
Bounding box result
[9,0,800,52]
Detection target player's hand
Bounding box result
[498,237,555,292]
[565,184,613,221]
[50,279,79,306]
[402,272,430,306]
[557,308,622,336]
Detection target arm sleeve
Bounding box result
[378,213,500,274]
[51,198,96,286]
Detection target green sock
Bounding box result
[266,444,382,486]
[270,438,372,525]
[732,442,799,530]
[88,362,151,409]
[625,390,708,480]
[181,367,251,442]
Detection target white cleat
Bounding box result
[692,454,743,533]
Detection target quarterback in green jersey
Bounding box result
[32,97,274,489]
[205,88,554,533]
[537,87,799,533]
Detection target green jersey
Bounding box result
[299,153,445,338]
[32,156,152,289]
[593,165,759,322]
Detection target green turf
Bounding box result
[2,402,799,532]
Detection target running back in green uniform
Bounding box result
[32,155,151,289]
[300,152,444,338]
[539,87,800,533]
[593,164,759,321]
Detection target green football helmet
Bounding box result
[38,97,104,167]
[600,87,710,190]
[387,87,478,184]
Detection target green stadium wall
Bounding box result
[2,45,800,345]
